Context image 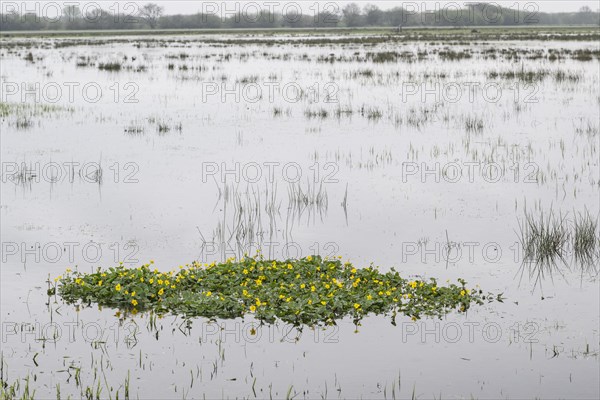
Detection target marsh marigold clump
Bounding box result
[52,256,500,327]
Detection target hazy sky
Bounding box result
[154,1,598,14]
[6,1,599,16]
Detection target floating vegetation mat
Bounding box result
[51,256,501,327]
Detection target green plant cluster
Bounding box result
[52,256,500,326]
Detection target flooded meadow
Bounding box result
[1,28,599,398]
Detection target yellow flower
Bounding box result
[115,284,122,291]
[300,284,306,289]
[243,269,249,274]
[460,290,466,296]
[351,268,357,274]
[149,278,154,284]
[409,281,417,289]
[249,305,256,312]
[131,291,136,297]
[131,299,138,306]
[158,288,164,295]
[353,303,361,309]
[307,299,312,305]
[98,280,103,286]
[311,285,316,292]
[320,301,327,305]
[206,291,212,297]
[366,294,373,300]
[306,255,312,261]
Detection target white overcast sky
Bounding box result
[6,1,599,15]
[155,1,598,14]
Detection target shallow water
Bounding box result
[1,33,599,398]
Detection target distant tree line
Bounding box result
[1,2,598,31]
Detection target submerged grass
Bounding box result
[51,256,498,327]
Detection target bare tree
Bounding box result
[139,3,164,29]
[364,5,382,26]
[342,3,363,27]
[63,5,81,20]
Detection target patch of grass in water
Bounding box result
[15,116,33,130]
[573,210,599,266]
[518,209,570,267]
[51,256,499,327]
[366,51,399,63]
[517,208,599,288]
[124,124,145,135]
[0,101,73,130]
[0,101,70,118]
[304,108,329,119]
[98,62,122,71]
[572,49,595,61]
